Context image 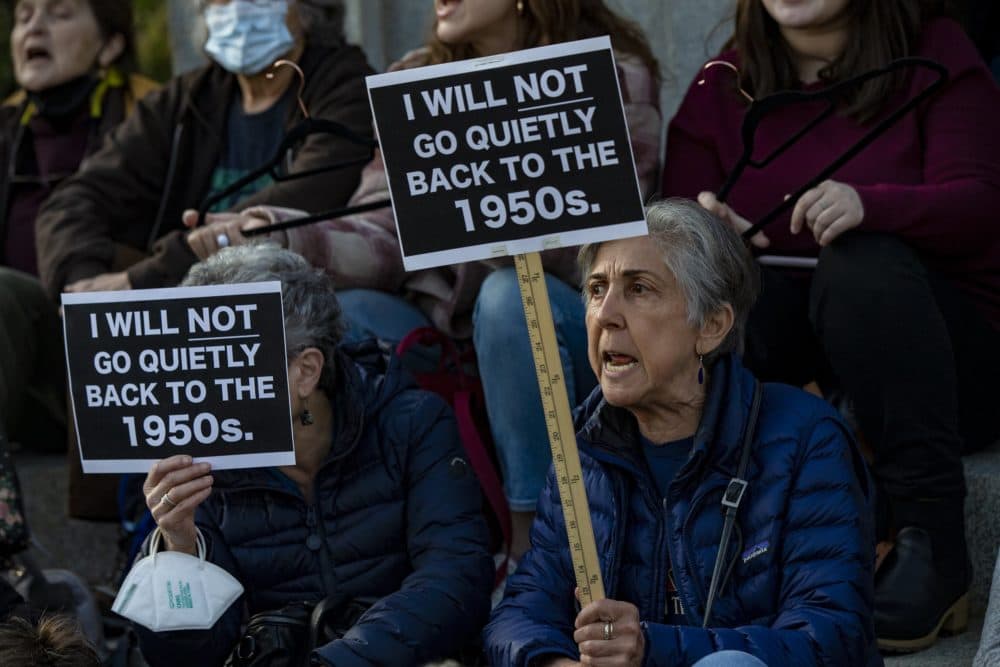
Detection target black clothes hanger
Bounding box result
[195,60,390,230]
[703,57,949,241]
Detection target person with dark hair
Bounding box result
[33,0,374,298]
[130,244,493,667]
[0,614,99,667]
[0,0,153,454]
[662,0,1000,654]
[484,199,878,667]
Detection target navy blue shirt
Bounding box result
[640,435,692,500]
[641,434,693,625]
[207,91,290,212]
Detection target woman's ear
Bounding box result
[288,347,325,399]
[697,303,735,356]
[97,34,126,69]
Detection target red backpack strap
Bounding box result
[397,327,512,585]
[453,389,512,586]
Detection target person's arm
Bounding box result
[617,55,662,200]
[258,149,409,292]
[660,65,730,201]
[851,24,1000,257]
[132,498,245,667]
[35,80,181,298]
[640,416,875,667]
[311,392,493,667]
[483,470,584,667]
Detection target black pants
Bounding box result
[744,234,1000,551]
[0,267,66,451]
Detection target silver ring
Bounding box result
[160,491,177,509]
[603,620,614,641]
[216,233,230,248]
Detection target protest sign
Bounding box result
[62,283,294,473]
[366,36,647,271]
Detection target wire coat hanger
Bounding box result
[705,57,949,241]
[195,59,387,228]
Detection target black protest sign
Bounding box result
[62,283,294,473]
[366,36,647,271]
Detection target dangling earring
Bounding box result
[516,0,525,16]
[697,354,705,386]
[300,398,314,426]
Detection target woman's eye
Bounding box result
[588,283,606,298]
[629,282,647,295]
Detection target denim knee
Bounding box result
[473,269,524,346]
[691,650,768,667]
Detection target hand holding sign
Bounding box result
[143,455,214,554]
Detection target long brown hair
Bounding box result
[728,0,950,121]
[426,0,660,85]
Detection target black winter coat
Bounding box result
[135,343,494,666]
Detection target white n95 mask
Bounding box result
[112,527,243,632]
[204,0,295,75]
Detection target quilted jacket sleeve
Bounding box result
[132,507,246,667]
[313,392,494,666]
[642,416,876,667]
[483,470,582,667]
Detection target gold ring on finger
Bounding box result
[603,620,615,641]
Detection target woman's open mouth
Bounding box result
[603,351,639,373]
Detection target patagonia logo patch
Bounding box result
[742,541,769,564]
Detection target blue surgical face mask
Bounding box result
[204,0,295,76]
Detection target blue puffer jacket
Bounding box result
[135,341,494,666]
[484,354,880,667]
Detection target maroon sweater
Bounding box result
[3,113,90,276]
[663,18,1000,330]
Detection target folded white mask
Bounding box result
[112,527,243,632]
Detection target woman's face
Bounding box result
[11,0,107,92]
[584,237,703,413]
[759,0,851,30]
[434,0,520,55]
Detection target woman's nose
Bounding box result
[595,288,625,329]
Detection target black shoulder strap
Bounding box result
[702,380,763,628]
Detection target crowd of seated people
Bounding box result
[1,0,998,665]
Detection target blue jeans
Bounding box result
[473,268,596,512]
[337,289,430,345]
[692,650,768,667]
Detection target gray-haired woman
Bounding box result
[485,199,879,667]
[132,244,493,667]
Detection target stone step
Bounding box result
[964,441,1000,616]
[884,615,984,667]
